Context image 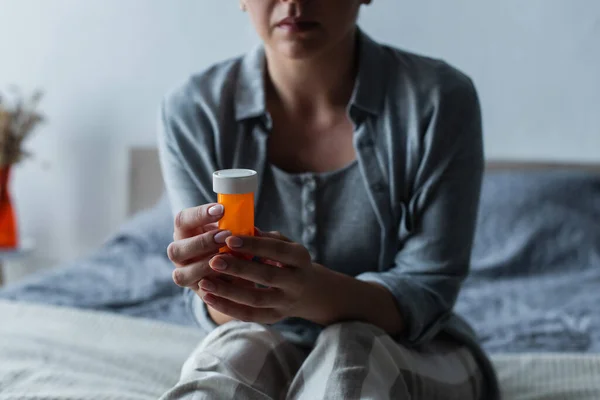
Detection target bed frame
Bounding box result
[128,147,600,216]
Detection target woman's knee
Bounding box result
[211,320,265,336]
[202,320,286,349]
[317,321,387,346]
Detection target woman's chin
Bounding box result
[272,41,327,61]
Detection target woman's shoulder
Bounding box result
[377,41,476,99]
[161,54,245,118]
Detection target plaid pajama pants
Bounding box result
[160,321,484,400]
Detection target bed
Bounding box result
[1,148,599,399]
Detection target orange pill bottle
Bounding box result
[213,169,258,254]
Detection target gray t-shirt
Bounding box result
[244,161,384,344]
[259,161,380,276]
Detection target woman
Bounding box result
[158,1,498,399]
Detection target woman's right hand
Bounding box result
[168,203,231,287]
[167,203,236,324]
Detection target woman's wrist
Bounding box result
[301,264,405,335]
[294,264,340,325]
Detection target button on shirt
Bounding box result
[258,161,381,277]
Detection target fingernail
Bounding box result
[208,204,224,216]
[211,257,228,271]
[214,230,232,244]
[227,236,243,248]
[167,243,178,261]
[200,280,215,292]
[173,269,183,285]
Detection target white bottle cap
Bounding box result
[213,169,258,194]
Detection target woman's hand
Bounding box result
[197,231,330,325]
[167,203,231,288]
[170,211,404,333]
[168,203,254,325]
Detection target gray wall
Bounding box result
[0,0,599,271]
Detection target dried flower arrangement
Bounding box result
[0,88,45,168]
[0,88,45,249]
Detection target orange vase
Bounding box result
[0,167,18,249]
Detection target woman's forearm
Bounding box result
[306,265,405,335]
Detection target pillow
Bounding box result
[470,170,600,277]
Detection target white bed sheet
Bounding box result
[0,300,202,399]
[1,300,599,400]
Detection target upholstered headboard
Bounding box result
[129,147,165,216]
[128,147,600,216]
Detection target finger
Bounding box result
[225,236,309,267]
[173,223,220,242]
[199,279,283,308]
[261,258,284,268]
[172,258,221,288]
[168,229,232,264]
[174,204,224,239]
[209,255,296,288]
[194,275,241,297]
[203,222,219,232]
[255,228,292,242]
[173,222,220,243]
[253,230,289,266]
[201,292,281,324]
[196,275,234,300]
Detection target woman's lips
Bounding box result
[277,20,319,33]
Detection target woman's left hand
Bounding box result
[197,231,326,324]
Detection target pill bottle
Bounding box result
[213,169,258,253]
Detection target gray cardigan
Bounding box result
[157,30,499,398]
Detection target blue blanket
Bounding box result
[1,170,599,353]
[0,195,195,327]
[457,170,600,353]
